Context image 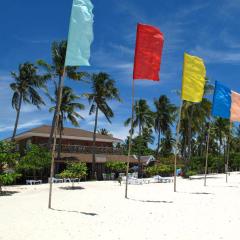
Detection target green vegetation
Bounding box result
[0,141,20,193]
[105,161,126,173]
[4,39,240,186]
[10,62,49,140]
[59,162,87,188]
[37,40,87,147]
[17,144,51,180]
[84,72,121,178]
[145,164,173,177]
[48,85,85,159]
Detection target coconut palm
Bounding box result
[49,85,85,159]
[37,40,87,147]
[84,72,121,178]
[125,99,153,172]
[153,95,177,157]
[180,98,212,161]
[160,129,175,156]
[10,62,48,140]
[98,128,112,136]
[124,99,153,136]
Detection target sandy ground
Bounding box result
[1,173,240,240]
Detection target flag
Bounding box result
[230,91,240,122]
[65,0,94,66]
[212,81,231,119]
[181,53,206,102]
[133,23,164,81]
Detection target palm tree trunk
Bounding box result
[138,123,142,176]
[187,106,194,162]
[12,93,23,141]
[57,125,63,161]
[48,76,62,148]
[48,71,65,209]
[156,127,161,158]
[92,106,99,179]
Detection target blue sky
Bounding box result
[1,0,240,144]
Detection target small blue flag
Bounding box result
[65,0,94,66]
[212,81,231,119]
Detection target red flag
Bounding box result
[133,23,164,81]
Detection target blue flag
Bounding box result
[65,0,94,66]
[212,81,231,119]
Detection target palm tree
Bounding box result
[84,72,121,178]
[98,128,112,136]
[125,99,153,136]
[49,85,85,159]
[180,98,211,161]
[212,117,229,155]
[37,40,87,147]
[153,95,176,157]
[125,99,153,172]
[10,62,48,140]
[160,129,175,156]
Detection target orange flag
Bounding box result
[230,91,240,122]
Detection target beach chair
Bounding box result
[49,177,64,183]
[26,180,42,185]
[102,173,107,180]
[111,173,115,180]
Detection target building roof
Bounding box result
[10,125,122,143]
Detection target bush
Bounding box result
[17,144,51,179]
[0,141,20,193]
[145,164,173,177]
[59,162,87,188]
[105,161,126,173]
[0,173,21,193]
[183,170,198,178]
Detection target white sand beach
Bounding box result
[1,173,240,240]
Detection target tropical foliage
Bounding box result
[10,62,48,140]
[0,141,20,193]
[105,161,126,173]
[84,72,121,178]
[17,144,51,179]
[59,162,87,188]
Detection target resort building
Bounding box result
[10,125,142,179]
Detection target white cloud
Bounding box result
[191,46,240,64]
[0,119,45,133]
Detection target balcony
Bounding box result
[40,144,124,155]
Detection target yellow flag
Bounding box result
[181,53,206,102]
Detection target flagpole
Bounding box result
[174,100,183,192]
[204,123,211,187]
[48,68,65,209]
[125,79,135,199]
[225,121,232,183]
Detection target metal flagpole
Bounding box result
[204,123,211,187]
[225,121,232,183]
[125,79,135,199]
[48,68,65,209]
[174,100,183,192]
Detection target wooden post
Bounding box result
[204,123,211,187]
[174,101,183,192]
[225,121,232,183]
[48,69,65,209]
[125,79,135,199]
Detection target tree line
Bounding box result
[2,40,240,182]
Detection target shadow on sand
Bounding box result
[50,208,98,216]
[59,186,85,190]
[0,191,19,196]
[189,192,213,195]
[225,185,239,188]
[129,198,173,204]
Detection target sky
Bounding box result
[1,0,240,145]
